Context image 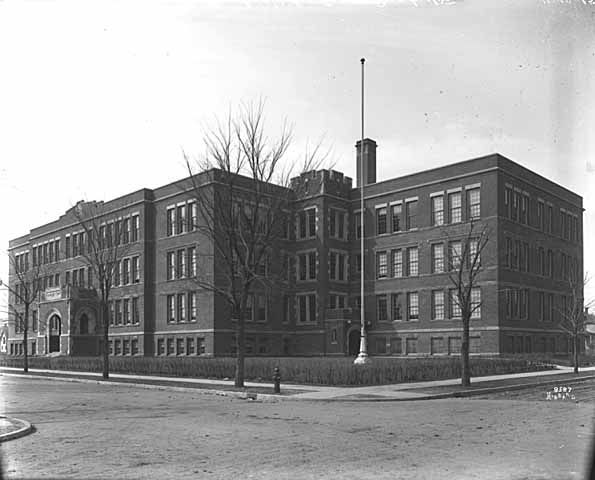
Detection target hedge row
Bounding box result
[0,355,554,386]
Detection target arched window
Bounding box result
[80,314,89,335]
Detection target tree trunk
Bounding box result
[102,300,109,379]
[23,305,29,373]
[573,335,579,374]
[461,315,471,387]
[235,314,245,388]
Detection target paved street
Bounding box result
[1,375,594,480]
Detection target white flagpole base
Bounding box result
[353,352,371,365]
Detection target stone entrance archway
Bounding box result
[49,314,61,353]
[348,329,360,356]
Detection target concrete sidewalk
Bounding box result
[3,365,594,401]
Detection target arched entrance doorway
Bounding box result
[49,314,61,353]
[348,329,360,356]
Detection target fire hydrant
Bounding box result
[272,367,281,394]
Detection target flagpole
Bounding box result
[354,57,370,365]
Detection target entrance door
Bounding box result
[348,330,360,356]
[49,315,61,353]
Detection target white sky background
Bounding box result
[0,0,594,313]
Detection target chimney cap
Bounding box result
[355,138,377,147]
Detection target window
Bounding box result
[308,251,316,280]
[132,297,139,324]
[406,200,418,229]
[407,292,419,320]
[114,221,122,246]
[298,211,307,239]
[448,337,461,355]
[244,295,253,321]
[547,249,554,278]
[449,192,462,223]
[547,205,553,234]
[186,337,195,355]
[283,295,292,323]
[467,188,480,220]
[537,201,544,230]
[297,294,316,323]
[167,295,175,322]
[187,247,197,277]
[256,295,267,322]
[87,268,92,288]
[157,339,165,355]
[390,249,403,277]
[176,205,186,235]
[114,260,121,286]
[123,339,130,355]
[511,192,519,222]
[307,208,316,237]
[431,195,444,226]
[188,202,197,232]
[450,290,461,318]
[431,337,445,355]
[114,340,121,355]
[167,252,175,280]
[376,251,388,279]
[122,258,130,285]
[471,287,481,318]
[449,241,462,271]
[176,249,186,279]
[391,293,403,321]
[329,251,347,281]
[109,301,115,326]
[406,338,417,355]
[391,204,402,232]
[355,212,363,239]
[123,299,130,324]
[407,247,418,276]
[131,339,139,355]
[131,214,139,242]
[299,208,316,238]
[377,294,388,322]
[115,300,122,325]
[432,290,445,320]
[72,233,79,257]
[167,338,175,355]
[431,243,444,273]
[176,338,185,355]
[376,207,387,235]
[521,194,528,224]
[167,208,175,236]
[189,292,197,321]
[132,256,140,283]
[469,239,481,269]
[177,293,186,322]
[197,337,206,355]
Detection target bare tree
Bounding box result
[1,251,47,372]
[73,201,131,379]
[184,101,327,387]
[556,262,592,374]
[447,220,490,387]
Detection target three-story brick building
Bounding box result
[6,138,583,357]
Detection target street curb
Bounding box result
[0,416,33,443]
[3,370,595,403]
[1,372,283,402]
[306,374,595,402]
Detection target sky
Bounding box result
[1,0,594,312]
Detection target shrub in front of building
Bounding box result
[0,355,553,386]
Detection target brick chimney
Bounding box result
[356,138,377,187]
